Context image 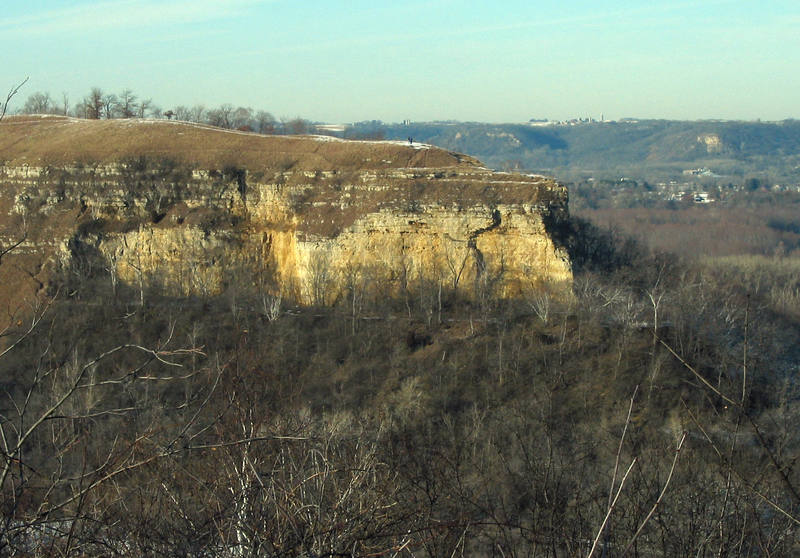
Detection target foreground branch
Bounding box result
[0,78,28,122]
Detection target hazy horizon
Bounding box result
[4,0,799,123]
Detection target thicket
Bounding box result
[1,219,799,556]
[575,199,800,260]
[15,86,319,137]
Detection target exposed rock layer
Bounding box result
[0,116,571,312]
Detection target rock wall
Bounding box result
[0,117,571,311]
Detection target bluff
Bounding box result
[0,116,571,316]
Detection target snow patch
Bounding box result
[307,135,432,150]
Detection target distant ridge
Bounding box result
[353,119,800,175]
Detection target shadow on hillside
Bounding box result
[542,212,643,275]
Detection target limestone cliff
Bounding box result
[697,133,723,153]
[0,116,571,312]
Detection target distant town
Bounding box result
[528,116,633,126]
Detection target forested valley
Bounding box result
[1,212,799,556]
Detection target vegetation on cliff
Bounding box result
[1,221,799,555]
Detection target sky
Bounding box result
[2,0,799,123]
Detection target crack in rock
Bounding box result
[467,208,501,277]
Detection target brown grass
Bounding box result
[0,116,479,172]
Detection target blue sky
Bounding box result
[3,0,799,122]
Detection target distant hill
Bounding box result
[350,119,800,180]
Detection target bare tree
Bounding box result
[231,106,253,130]
[84,87,104,119]
[255,110,276,134]
[60,91,70,115]
[173,105,192,121]
[0,77,28,122]
[118,88,138,118]
[22,91,53,114]
[285,117,311,135]
[190,104,206,123]
[306,249,336,306]
[72,100,88,118]
[0,309,209,554]
[137,97,153,118]
[101,92,118,119]
[443,237,470,291]
[207,103,234,128]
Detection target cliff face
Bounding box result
[0,116,571,312]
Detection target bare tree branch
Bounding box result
[622,432,687,556]
[660,336,800,505]
[587,458,637,558]
[0,78,28,122]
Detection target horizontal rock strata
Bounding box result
[0,116,571,312]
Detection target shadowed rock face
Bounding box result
[0,116,571,311]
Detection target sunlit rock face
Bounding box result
[697,133,723,153]
[0,116,571,310]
